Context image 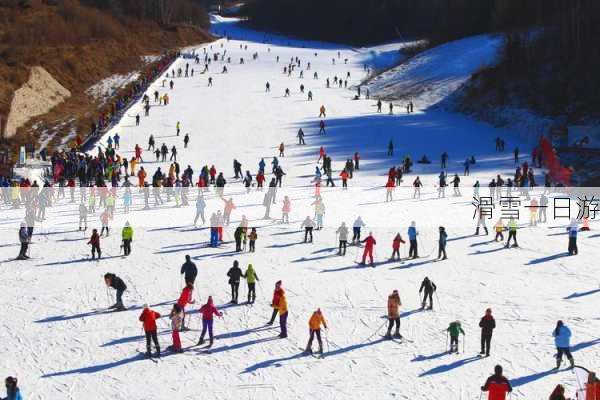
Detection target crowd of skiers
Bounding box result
[3,34,597,400]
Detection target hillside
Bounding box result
[0,0,212,166]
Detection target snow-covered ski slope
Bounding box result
[1,15,599,400]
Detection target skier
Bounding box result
[479,308,496,357]
[168,304,184,353]
[297,128,305,145]
[227,260,243,304]
[184,134,190,148]
[319,105,326,118]
[360,232,376,266]
[387,140,394,156]
[412,176,422,199]
[548,385,569,400]
[221,197,235,226]
[267,280,284,325]
[194,193,206,226]
[88,228,101,260]
[277,291,289,338]
[139,304,161,357]
[306,309,327,354]
[265,82,270,92]
[248,227,257,252]
[3,376,22,400]
[437,226,448,260]
[121,221,133,256]
[553,320,575,369]
[319,120,326,135]
[505,217,519,248]
[177,282,195,331]
[391,233,405,261]
[475,205,489,235]
[567,219,578,255]
[301,216,315,243]
[78,202,88,231]
[481,365,513,400]
[281,196,291,223]
[493,219,505,242]
[104,273,127,310]
[336,222,349,256]
[197,296,223,347]
[377,99,382,113]
[385,290,402,339]
[16,222,29,260]
[181,254,197,285]
[446,320,465,353]
[419,277,436,310]
[352,216,365,244]
[243,264,259,304]
[451,174,461,196]
[407,221,418,259]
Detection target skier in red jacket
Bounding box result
[361,232,377,266]
[391,233,405,261]
[481,365,512,400]
[139,304,161,357]
[177,283,195,331]
[267,280,284,325]
[87,228,101,260]
[197,296,223,347]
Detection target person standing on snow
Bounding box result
[177,282,195,331]
[277,291,289,338]
[336,222,349,256]
[281,196,291,223]
[194,194,206,226]
[306,309,327,354]
[479,308,496,357]
[139,304,161,357]
[16,222,29,260]
[446,321,465,353]
[88,228,101,260]
[168,304,184,353]
[248,227,257,252]
[494,219,505,242]
[505,217,519,248]
[267,280,284,325]
[385,290,402,339]
[419,277,436,310]
[180,255,197,285]
[360,232,377,266]
[437,226,448,260]
[391,233,405,261]
[227,260,243,304]
[319,105,326,118]
[121,221,133,256]
[297,128,305,145]
[407,221,418,259]
[567,219,579,255]
[481,365,512,400]
[301,216,315,243]
[197,296,223,347]
[243,264,259,304]
[553,320,575,369]
[221,197,236,226]
[352,216,365,245]
[104,273,127,310]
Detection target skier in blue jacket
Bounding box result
[553,320,574,369]
[408,221,418,259]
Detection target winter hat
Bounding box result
[276,280,282,286]
[207,296,213,305]
[411,221,416,227]
[143,303,149,309]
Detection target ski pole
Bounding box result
[479,391,483,400]
[324,329,330,353]
[445,331,449,352]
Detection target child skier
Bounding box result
[168,304,184,353]
[306,309,327,353]
[88,228,101,260]
[446,321,465,353]
[197,296,223,347]
[278,291,289,338]
[391,233,405,261]
[139,304,161,357]
[248,228,257,252]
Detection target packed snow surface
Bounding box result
[1,15,598,400]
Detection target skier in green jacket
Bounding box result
[243,264,259,304]
[446,321,465,353]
